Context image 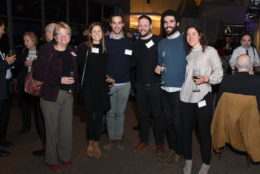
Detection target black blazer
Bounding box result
[0,50,10,100]
[216,72,260,104]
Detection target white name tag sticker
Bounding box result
[198,100,206,108]
[145,40,154,49]
[70,52,77,56]
[124,49,132,56]
[91,47,99,54]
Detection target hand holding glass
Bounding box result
[192,69,200,92]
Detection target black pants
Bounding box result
[35,97,45,144]
[180,93,213,164]
[135,83,164,145]
[0,98,11,140]
[0,79,12,140]
[87,112,103,141]
[20,92,32,130]
[161,90,183,155]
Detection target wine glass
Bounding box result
[68,71,74,94]
[160,64,167,85]
[106,75,114,96]
[160,50,166,85]
[8,49,16,69]
[192,69,200,92]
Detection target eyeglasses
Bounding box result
[56,33,71,37]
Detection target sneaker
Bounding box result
[103,139,114,150]
[116,140,124,150]
[183,160,192,174]
[198,163,210,174]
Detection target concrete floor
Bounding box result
[0,95,259,174]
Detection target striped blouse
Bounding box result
[180,46,223,103]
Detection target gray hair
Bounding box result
[236,56,251,69]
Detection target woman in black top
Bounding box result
[77,22,114,159]
[16,32,38,132]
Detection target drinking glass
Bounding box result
[192,69,200,92]
[68,71,74,94]
[106,75,114,96]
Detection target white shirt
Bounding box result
[230,46,260,70]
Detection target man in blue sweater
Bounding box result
[155,10,186,166]
[104,14,132,150]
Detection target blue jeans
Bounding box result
[106,82,131,140]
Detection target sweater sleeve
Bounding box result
[209,48,223,85]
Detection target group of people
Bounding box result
[0,8,260,174]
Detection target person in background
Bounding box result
[31,22,56,157]
[77,22,114,159]
[229,33,259,72]
[16,32,38,133]
[180,25,223,174]
[33,22,78,172]
[0,18,16,157]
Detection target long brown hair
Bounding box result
[86,22,106,53]
[184,25,208,55]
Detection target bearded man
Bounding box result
[154,9,186,166]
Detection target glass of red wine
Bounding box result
[106,75,114,96]
[192,69,200,92]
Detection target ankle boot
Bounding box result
[93,141,101,159]
[86,140,94,157]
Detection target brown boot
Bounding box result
[93,141,101,159]
[86,140,94,157]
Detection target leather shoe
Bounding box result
[51,165,61,172]
[62,161,72,167]
[0,149,9,157]
[32,149,45,156]
[133,143,148,152]
[0,139,13,147]
[156,145,164,155]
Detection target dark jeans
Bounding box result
[160,90,183,155]
[87,112,103,141]
[135,83,164,145]
[180,93,213,164]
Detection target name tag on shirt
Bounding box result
[124,49,132,56]
[198,100,206,108]
[71,52,77,56]
[91,47,99,54]
[146,40,154,49]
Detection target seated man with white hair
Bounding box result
[217,54,260,107]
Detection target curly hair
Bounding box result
[160,9,180,37]
[184,24,208,55]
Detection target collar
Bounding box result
[167,31,180,39]
[109,33,125,40]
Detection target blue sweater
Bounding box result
[157,35,186,87]
[105,36,133,83]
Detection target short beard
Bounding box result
[165,26,178,36]
[139,29,151,38]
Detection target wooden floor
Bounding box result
[0,95,259,174]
